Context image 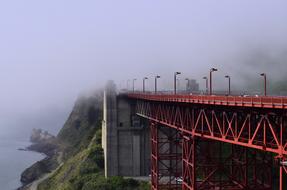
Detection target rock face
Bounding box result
[37,92,106,190]
[19,87,150,190]
[27,141,57,157]
[18,91,104,188]
[28,128,58,156]
[20,159,49,184]
[19,130,59,187]
[56,92,103,159]
[30,129,55,144]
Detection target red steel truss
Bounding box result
[151,122,182,190]
[127,94,287,190]
[182,135,273,190]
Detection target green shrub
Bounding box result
[95,129,102,145]
[87,144,104,169]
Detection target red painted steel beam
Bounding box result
[182,135,195,190]
[136,100,287,157]
[150,122,182,190]
[135,93,287,190]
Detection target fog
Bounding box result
[0,0,287,139]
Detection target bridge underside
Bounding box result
[137,100,287,190]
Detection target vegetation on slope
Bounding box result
[57,94,103,159]
[38,92,150,190]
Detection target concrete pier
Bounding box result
[102,81,150,177]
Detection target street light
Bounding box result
[174,72,181,94]
[132,78,137,92]
[260,73,267,96]
[127,79,130,90]
[143,77,148,93]
[203,77,208,94]
[225,75,231,95]
[210,68,218,95]
[177,79,180,91]
[155,75,160,94]
[185,78,189,93]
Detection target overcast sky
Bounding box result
[0,0,287,138]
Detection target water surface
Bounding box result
[0,139,45,190]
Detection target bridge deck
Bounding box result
[128,93,287,109]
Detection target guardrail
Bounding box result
[127,93,287,109]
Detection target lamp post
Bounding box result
[155,75,160,94]
[177,79,180,92]
[260,73,267,96]
[185,78,189,93]
[127,79,130,90]
[203,77,208,94]
[174,72,181,94]
[225,75,231,95]
[132,79,137,92]
[143,77,148,93]
[210,68,218,95]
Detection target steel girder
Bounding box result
[137,100,287,156]
[182,138,273,190]
[140,100,287,189]
[151,122,182,190]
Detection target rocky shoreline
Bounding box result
[17,129,60,190]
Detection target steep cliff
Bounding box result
[35,91,149,190]
[57,93,103,159]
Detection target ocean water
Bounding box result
[0,139,45,190]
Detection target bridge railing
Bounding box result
[126,93,287,109]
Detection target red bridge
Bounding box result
[126,93,287,190]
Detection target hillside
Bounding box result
[35,91,149,190]
[57,93,103,159]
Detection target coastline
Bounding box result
[0,139,45,190]
[18,163,63,190]
[17,135,60,190]
[17,148,48,190]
